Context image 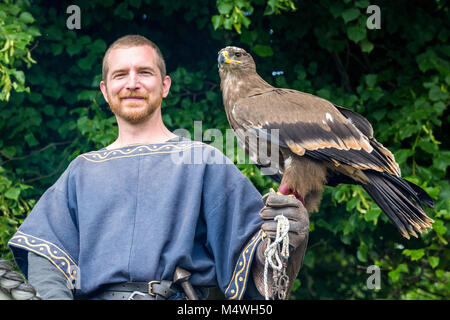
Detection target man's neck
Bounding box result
[106,108,177,150]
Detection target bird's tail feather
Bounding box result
[362,171,434,239]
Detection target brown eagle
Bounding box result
[217,46,434,239]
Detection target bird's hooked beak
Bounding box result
[218,50,242,66]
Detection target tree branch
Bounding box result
[331,51,352,93]
[0,141,72,166]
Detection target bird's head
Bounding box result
[217,46,256,74]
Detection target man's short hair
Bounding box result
[102,35,166,84]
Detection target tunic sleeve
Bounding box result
[202,148,264,300]
[27,251,74,300]
[8,162,80,290]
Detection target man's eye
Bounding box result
[114,73,126,78]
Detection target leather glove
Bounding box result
[251,190,310,299]
[259,190,309,251]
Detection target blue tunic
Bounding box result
[8,138,264,299]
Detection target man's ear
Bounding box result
[162,75,171,98]
[100,80,109,103]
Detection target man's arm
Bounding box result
[251,191,310,299]
[27,252,74,300]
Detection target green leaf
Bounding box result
[77,117,91,135]
[66,43,83,56]
[399,124,419,139]
[78,90,98,101]
[77,55,96,70]
[329,3,344,18]
[402,249,425,261]
[361,39,374,53]
[435,270,445,278]
[364,208,381,223]
[357,244,368,262]
[91,39,107,53]
[388,263,409,282]
[19,12,35,24]
[418,139,437,154]
[432,219,447,235]
[24,132,39,147]
[347,25,366,43]
[302,251,314,268]
[365,74,377,88]
[433,151,450,172]
[372,109,386,121]
[217,1,234,14]
[429,86,449,101]
[51,43,64,55]
[223,17,233,30]
[5,187,21,201]
[394,149,414,163]
[355,0,370,8]
[316,218,336,233]
[11,70,25,84]
[342,8,360,23]
[346,197,359,211]
[241,15,251,28]
[292,278,301,291]
[253,44,273,57]
[316,88,331,100]
[211,15,222,30]
[1,146,16,158]
[428,256,439,268]
[433,101,447,114]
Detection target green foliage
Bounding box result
[212,0,295,34]
[0,0,448,299]
[0,0,40,101]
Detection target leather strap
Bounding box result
[151,280,177,299]
[96,280,177,300]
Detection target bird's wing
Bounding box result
[334,105,373,138]
[230,88,400,176]
[334,104,400,176]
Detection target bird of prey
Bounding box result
[217,46,434,239]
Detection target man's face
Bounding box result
[100,45,171,124]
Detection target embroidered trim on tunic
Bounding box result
[225,229,263,300]
[80,141,207,163]
[8,231,78,288]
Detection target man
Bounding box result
[8,35,309,300]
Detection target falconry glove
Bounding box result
[259,190,309,251]
[251,190,309,299]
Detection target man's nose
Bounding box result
[125,72,140,90]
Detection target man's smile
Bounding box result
[121,96,147,102]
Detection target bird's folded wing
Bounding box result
[333,105,401,176]
[230,88,400,176]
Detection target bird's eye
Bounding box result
[235,52,241,58]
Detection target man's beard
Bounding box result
[107,92,163,124]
